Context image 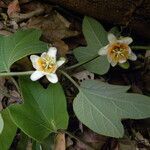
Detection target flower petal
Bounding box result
[98,45,108,55]
[41,52,47,58]
[30,71,44,81]
[118,37,133,45]
[46,73,58,83]
[128,47,131,54]
[56,57,66,68]
[119,59,127,64]
[111,61,117,67]
[108,33,117,43]
[47,47,57,59]
[129,52,137,61]
[107,55,117,66]
[107,55,112,63]
[30,55,39,69]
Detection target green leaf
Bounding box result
[0,113,4,133]
[109,27,120,37]
[0,29,47,72]
[0,109,17,150]
[73,80,150,138]
[74,16,110,75]
[119,62,130,69]
[9,77,69,141]
[41,134,55,150]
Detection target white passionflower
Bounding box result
[98,33,137,67]
[30,47,65,83]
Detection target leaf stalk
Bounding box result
[0,71,34,77]
[59,70,80,89]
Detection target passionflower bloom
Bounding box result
[30,47,65,83]
[98,33,137,66]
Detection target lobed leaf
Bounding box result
[0,109,17,150]
[0,29,47,72]
[73,80,150,138]
[74,16,110,75]
[9,77,69,141]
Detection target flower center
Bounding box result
[108,43,129,62]
[37,54,57,73]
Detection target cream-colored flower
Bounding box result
[98,33,137,66]
[30,47,65,83]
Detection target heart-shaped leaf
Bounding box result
[0,29,47,72]
[9,77,68,141]
[73,80,150,138]
[74,16,110,75]
[0,109,17,150]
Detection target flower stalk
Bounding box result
[66,54,99,70]
[131,46,150,50]
[0,45,148,78]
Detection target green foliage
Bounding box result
[0,109,17,150]
[74,16,110,75]
[40,134,55,150]
[9,77,69,141]
[73,80,150,138]
[0,17,149,146]
[0,113,4,134]
[109,27,120,37]
[119,62,130,69]
[0,29,47,72]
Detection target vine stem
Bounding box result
[0,71,34,77]
[66,55,99,70]
[131,46,150,50]
[61,130,96,150]
[66,46,150,71]
[59,70,80,89]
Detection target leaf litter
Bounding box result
[0,0,150,149]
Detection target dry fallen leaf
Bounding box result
[27,11,78,55]
[135,132,150,147]
[0,77,7,101]
[68,129,107,150]
[27,13,76,40]
[54,133,66,150]
[0,1,7,8]
[73,70,94,83]
[12,57,33,71]
[117,139,137,150]
[19,0,31,4]
[8,89,21,105]
[0,77,7,111]
[7,0,20,17]
[53,40,69,56]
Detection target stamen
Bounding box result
[120,53,125,57]
[108,43,130,63]
[37,55,57,73]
